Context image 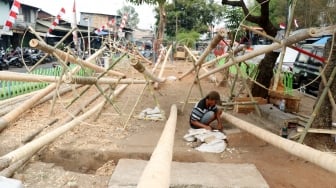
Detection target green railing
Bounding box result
[0,65,92,100]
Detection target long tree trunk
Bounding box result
[313,37,336,128]
[154,3,166,57]
[251,51,280,98]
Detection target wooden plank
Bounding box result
[234,97,267,113]
[259,104,299,128]
[268,90,301,113]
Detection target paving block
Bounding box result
[109,159,269,188]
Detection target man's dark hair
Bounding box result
[206,91,221,104]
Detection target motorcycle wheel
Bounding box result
[16,60,23,68]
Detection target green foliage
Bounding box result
[163,0,226,37]
[247,0,335,28]
[175,30,200,48]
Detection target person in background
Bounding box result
[189,91,223,131]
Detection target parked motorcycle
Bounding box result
[2,48,23,68]
[0,48,9,70]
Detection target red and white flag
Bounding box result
[48,7,66,35]
[3,0,21,31]
[108,18,115,27]
[279,23,286,30]
[118,13,128,33]
[71,0,78,48]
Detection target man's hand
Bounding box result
[205,126,212,131]
[217,124,223,131]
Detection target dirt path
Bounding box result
[0,59,335,187]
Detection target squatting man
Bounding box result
[189,91,223,131]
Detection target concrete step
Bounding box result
[108,159,269,188]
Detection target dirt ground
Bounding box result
[0,59,336,188]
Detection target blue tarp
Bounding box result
[94,31,109,36]
[313,36,331,45]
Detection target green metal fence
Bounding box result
[0,65,92,100]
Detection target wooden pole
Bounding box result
[198,28,326,80]
[320,69,336,111]
[178,28,227,80]
[153,45,172,89]
[29,39,126,78]
[130,58,165,83]
[221,112,336,174]
[137,105,177,188]
[0,48,107,132]
[0,84,128,171]
[27,26,77,72]
[298,65,336,143]
[0,71,146,85]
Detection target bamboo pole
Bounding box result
[297,127,336,135]
[27,26,77,72]
[152,46,167,73]
[221,112,336,174]
[0,155,30,177]
[130,58,165,83]
[22,86,109,144]
[298,65,336,143]
[114,45,153,65]
[201,45,245,68]
[153,45,172,89]
[178,28,227,80]
[320,68,336,111]
[29,39,126,78]
[198,28,324,80]
[0,71,146,85]
[273,0,298,91]
[184,45,217,83]
[137,104,177,188]
[0,84,128,171]
[0,48,106,132]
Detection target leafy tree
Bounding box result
[222,0,279,98]
[176,30,200,48]
[163,0,226,37]
[117,6,140,29]
[223,5,244,40]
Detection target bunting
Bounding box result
[3,0,21,31]
[48,7,66,35]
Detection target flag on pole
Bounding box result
[3,0,21,31]
[108,18,115,27]
[279,23,286,30]
[118,13,128,34]
[48,7,66,35]
[71,0,79,49]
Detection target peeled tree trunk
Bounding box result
[313,36,336,128]
[221,112,336,174]
[137,105,177,188]
[154,3,166,56]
